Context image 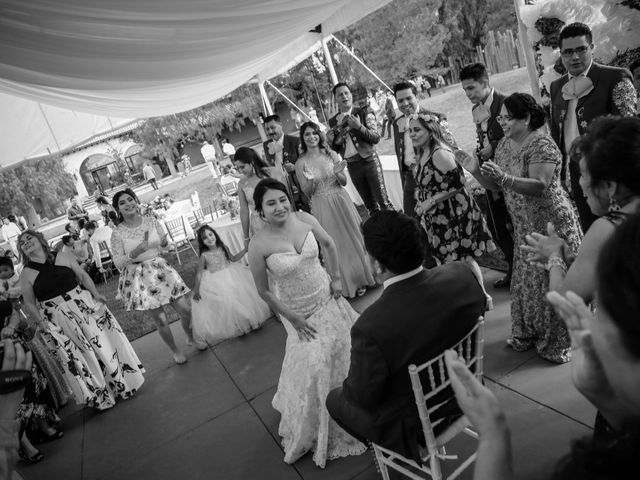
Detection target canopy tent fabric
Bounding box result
[0,0,390,168]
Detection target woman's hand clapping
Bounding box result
[333,160,347,175]
[522,222,567,267]
[480,161,504,182]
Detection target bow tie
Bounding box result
[561,76,594,101]
[472,104,491,124]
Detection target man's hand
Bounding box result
[346,115,362,130]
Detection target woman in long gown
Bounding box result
[248,178,366,468]
[472,93,582,363]
[234,147,270,245]
[18,229,145,410]
[295,121,375,298]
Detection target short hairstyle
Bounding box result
[459,63,489,83]
[85,220,98,231]
[64,223,74,233]
[597,212,640,359]
[503,93,546,130]
[332,82,351,96]
[196,225,230,260]
[575,116,640,195]
[263,114,281,124]
[362,211,424,274]
[0,255,14,272]
[78,218,86,230]
[299,122,327,154]
[96,195,109,205]
[253,178,291,215]
[559,22,592,48]
[233,147,269,178]
[61,235,74,246]
[393,81,417,96]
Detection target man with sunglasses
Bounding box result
[549,22,637,230]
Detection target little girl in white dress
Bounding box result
[191,225,271,343]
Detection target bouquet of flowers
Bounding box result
[223,196,240,219]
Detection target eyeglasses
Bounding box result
[560,46,590,57]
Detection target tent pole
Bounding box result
[265,81,314,122]
[322,36,339,85]
[257,76,274,115]
[330,35,393,92]
[513,0,540,99]
[37,103,62,152]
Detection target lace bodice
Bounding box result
[304,152,342,197]
[265,232,330,318]
[241,182,258,212]
[111,215,165,270]
[202,248,229,274]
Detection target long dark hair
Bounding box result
[299,121,328,154]
[196,225,230,260]
[112,188,139,223]
[253,178,291,215]
[234,147,269,179]
[412,114,449,153]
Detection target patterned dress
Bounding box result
[29,258,145,409]
[267,231,366,467]
[494,133,582,363]
[111,215,190,311]
[415,146,495,263]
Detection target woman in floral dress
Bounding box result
[410,112,495,306]
[111,188,206,364]
[474,93,582,363]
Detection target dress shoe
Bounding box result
[493,276,511,289]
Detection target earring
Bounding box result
[608,196,621,213]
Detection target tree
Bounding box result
[133,83,263,169]
[336,0,449,86]
[0,156,77,225]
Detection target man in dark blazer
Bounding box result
[326,211,486,462]
[392,81,452,217]
[327,82,393,214]
[460,63,514,289]
[549,22,637,230]
[262,114,309,212]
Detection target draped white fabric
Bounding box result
[0,0,389,168]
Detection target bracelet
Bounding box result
[546,256,567,274]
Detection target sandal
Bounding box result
[356,287,367,297]
[173,352,187,365]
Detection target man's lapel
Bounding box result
[577,62,601,111]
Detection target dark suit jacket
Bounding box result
[262,134,300,167]
[342,263,486,461]
[549,62,634,156]
[392,107,447,183]
[328,105,380,160]
[473,90,505,163]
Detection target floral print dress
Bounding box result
[415,146,495,263]
[494,133,582,363]
[111,215,190,311]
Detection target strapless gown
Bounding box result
[266,231,366,467]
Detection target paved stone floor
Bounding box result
[17,269,594,480]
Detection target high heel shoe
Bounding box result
[19,448,44,463]
[32,428,64,444]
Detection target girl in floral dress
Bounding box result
[111,188,206,364]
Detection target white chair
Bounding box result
[372,317,485,480]
[164,216,197,265]
[192,204,216,228]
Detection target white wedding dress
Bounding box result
[266,231,366,467]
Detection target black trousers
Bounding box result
[346,154,393,214]
[148,178,158,190]
[569,159,597,231]
[484,192,514,278]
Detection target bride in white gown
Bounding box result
[248,178,366,468]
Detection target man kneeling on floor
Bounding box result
[326,210,487,463]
